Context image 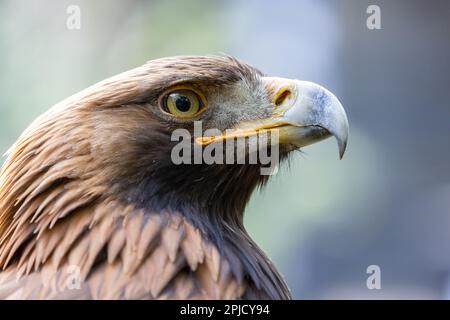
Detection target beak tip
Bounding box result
[335,127,348,160]
[337,132,348,160]
[339,143,346,160]
[333,105,349,160]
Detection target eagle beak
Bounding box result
[266,77,349,159]
[196,77,349,159]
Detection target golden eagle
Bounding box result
[0,56,348,299]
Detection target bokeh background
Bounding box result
[1,0,449,299]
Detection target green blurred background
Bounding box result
[1,0,449,299]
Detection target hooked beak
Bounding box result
[197,77,349,159]
[268,77,349,158]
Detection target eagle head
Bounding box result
[0,56,348,299]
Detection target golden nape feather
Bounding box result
[0,205,244,299]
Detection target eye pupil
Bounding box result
[162,89,204,118]
[175,95,191,112]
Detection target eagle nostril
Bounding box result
[274,89,291,106]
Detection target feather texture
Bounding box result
[0,202,248,299]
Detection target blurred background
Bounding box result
[0,0,449,299]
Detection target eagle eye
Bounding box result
[160,89,205,118]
